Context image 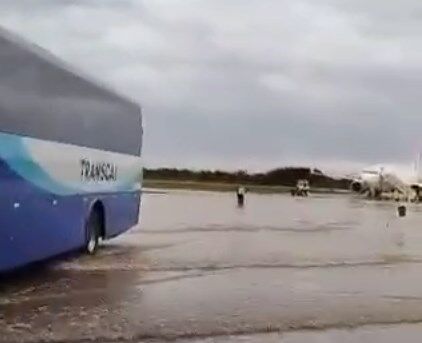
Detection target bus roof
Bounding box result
[0,27,142,155]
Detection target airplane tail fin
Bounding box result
[415,153,422,183]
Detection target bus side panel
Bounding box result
[0,160,86,270]
[0,191,141,272]
[0,132,142,272]
[101,191,141,238]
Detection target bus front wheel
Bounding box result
[84,208,101,255]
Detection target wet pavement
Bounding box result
[3,190,422,342]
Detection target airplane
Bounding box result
[350,155,422,201]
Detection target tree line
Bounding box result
[144,167,351,189]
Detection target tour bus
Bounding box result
[0,29,143,272]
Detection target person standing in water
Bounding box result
[236,186,246,207]
[386,205,407,247]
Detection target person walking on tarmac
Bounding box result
[236,186,247,207]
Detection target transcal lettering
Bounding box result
[80,158,117,182]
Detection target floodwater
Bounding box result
[3,190,422,342]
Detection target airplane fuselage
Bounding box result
[350,164,422,200]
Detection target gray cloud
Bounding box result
[1,0,422,173]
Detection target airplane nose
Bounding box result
[351,181,362,192]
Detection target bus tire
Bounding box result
[85,208,101,255]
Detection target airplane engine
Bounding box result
[350,181,363,193]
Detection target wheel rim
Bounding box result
[87,233,96,253]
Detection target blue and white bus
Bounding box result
[0,30,143,272]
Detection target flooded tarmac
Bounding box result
[3,190,422,342]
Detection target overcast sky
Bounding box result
[1,0,422,173]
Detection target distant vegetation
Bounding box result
[144,167,351,190]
